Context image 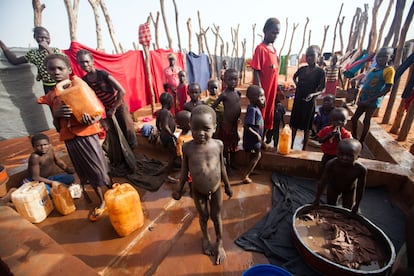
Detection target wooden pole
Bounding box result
[141,18,156,114]
[383,0,413,124]
[285,23,299,81]
[297,17,309,66]
[376,0,394,51]
[32,0,45,27]
[172,0,182,52]
[150,12,160,50]
[279,18,288,59]
[332,3,344,55]
[160,0,173,49]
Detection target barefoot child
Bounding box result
[351,47,395,144]
[205,79,224,138]
[40,54,110,221]
[156,92,178,173]
[314,138,367,213]
[290,46,326,150]
[242,85,265,184]
[172,105,233,265]
[212,69,241,174]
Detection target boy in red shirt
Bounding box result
[317,107,351,171]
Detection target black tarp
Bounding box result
[235,172,405,275]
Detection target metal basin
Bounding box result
[292,204,395,276]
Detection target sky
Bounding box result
[0,0,413,58]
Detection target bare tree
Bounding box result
[63,0,80,42]
[252,23,256,57]
[383,0,414,126]
[32,0,45,27]
[197,11,205,54]
[87,0,103,51]
[285,22,299,81]
[338,16,345,54]
[187,18,192,52]
[100,0,122,53]
[376,0,394,50]
[160,0,173,49]
[346,7,361,53]
[150,12,160,50]
[172,0,182,52]
[367,0,384,54]
[383,0,406,47]
[320,25,330,54]
[279,18,288,58]
[332,3,344,54]
[297,17,309,63]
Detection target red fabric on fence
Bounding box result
[149,49,185,102]
[63,41,148,112]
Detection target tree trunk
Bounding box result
[383,0,406,47]
[376,0,394,50]
[297,17,309,64]
[241,38,246,84]
[100,0,122,53]
[398,101,414,141]
[32,0,45,27]
[357,5,369,54]
[320,25,330,54]
[187,18,192,52]
[367,0,383,54]
[160,0,173,49]
[150,12,160,50]
[285,23,299,81]
[332,3,344,54]
[383,0,414,124]
[279,18,288,59]
[172,0,182,52]
[88,0,103,51]
[338,16,345,54]
[346,8,361,53]
[390,100,406,133]
[63,0,79,42]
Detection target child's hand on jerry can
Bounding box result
[81,113,100,125]
[54,103,72,118]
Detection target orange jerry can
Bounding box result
[55,75,104,123]
[278,125,292,155]
[51,182,76,215]
[104,183,144,237]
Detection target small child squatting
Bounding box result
[172,105,233,265]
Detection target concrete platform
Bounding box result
[1,90,413,275]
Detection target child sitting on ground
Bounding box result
[314,138,367,214]
[317,107,352,170]
[212,69,241,174]
[242,85,265,184]
[184,82,204,112]
[40,54,110,221]
[313,94,335,138]
[0,133,76,204]
[24,133,75,192]
[156,92,178,173]
[172,105,233,265]
[205,79,224,138]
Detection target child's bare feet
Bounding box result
[215,244,226,265]
[242,177,252,184]
[172,191,182,200]
[202,238,215,256]
[88,207,106,222]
